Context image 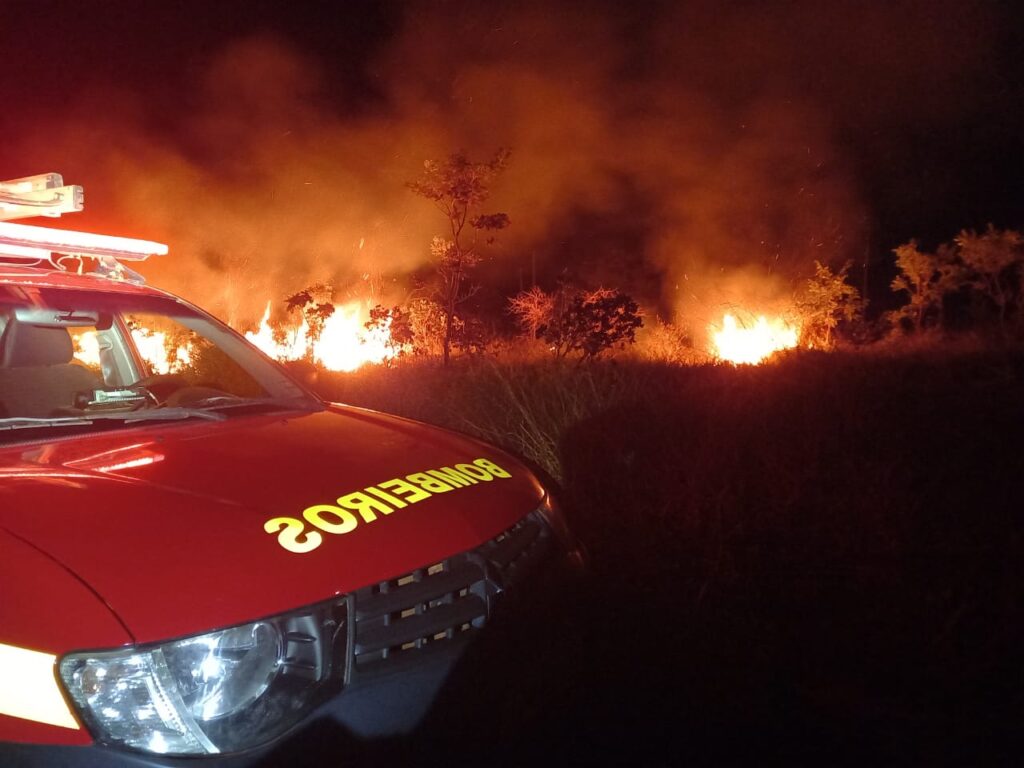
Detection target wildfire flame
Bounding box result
[73,329,191,374]
[71,300,391,376]
[130,328,192,375]
[73,331,101,368]
[244,301,394,372]
[711,313,799,365]
[244,304,309,362]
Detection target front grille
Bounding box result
[351,509,551,672]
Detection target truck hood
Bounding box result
[0,404,545,645]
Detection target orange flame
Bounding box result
[129,328,192,375]
[313,304,393,372]
[711,313,799,365]
[73,329,192,374]
[71,301,393,377]
[244,300,394,372]
[244,302,309,362]
[73,331,101,368]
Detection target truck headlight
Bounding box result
[59,600,346,755]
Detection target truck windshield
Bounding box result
[0,285,321,443]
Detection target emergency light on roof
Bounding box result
[0,172,166,284]
[0,173,84,221]
[0,221,168,261]
[0,173,64,194]
[0,243,52,261]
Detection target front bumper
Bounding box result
[3,510,583,767]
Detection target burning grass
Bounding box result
[710,312,800,364]
[245,300,396,372]
[311,346,1024,762]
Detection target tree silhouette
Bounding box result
[285,284,335,344]
[515,285,644,360]
[796,261,862,349]
[365,304,415,362]
[955,225,1023,335]
[890,240,962,332]
[408,149,511,365]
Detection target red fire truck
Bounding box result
[0,174,579,765]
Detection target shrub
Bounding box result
[510,285,644,360]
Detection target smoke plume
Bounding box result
[1,0,999,332]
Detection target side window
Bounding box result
[125,314,266,398]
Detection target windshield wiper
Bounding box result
[0,416,96,432]
[199,397,318,414]
[118,407,227,423]
[0,408,226,432]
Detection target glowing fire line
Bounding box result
[711,313,799,365]
[73,329,192,374]
[73,301,395,375]
[244,301,394,372]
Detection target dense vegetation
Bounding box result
[291,344,1024,765]
[258,153,1024,764]
[279,150,1024,367]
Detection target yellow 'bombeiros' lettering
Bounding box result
[264,517,323,554]
[377,477,432,504]
[337,491,394,523]
[429,467,477,486]
[473,457,512,478]
[264,457,515,553]
[364,485,408,508]
[455,462,493,481]
[406,472,455,494]
[303,504,358,534]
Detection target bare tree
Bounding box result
[408,149,511,365]
[508,285,555,340]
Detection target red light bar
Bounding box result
[0,221,167,261]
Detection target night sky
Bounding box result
[1,0,1021,323]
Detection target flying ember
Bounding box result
[711,313,799,365]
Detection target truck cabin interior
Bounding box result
[0,314,102,418]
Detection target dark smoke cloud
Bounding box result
[1,0,1001,333]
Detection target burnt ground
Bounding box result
[277,347,1024,766]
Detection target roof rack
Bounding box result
[0,173,167,283]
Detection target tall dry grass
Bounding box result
[313,344,1024,568]
[308,345,1024,761]
[311,355,645,480]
